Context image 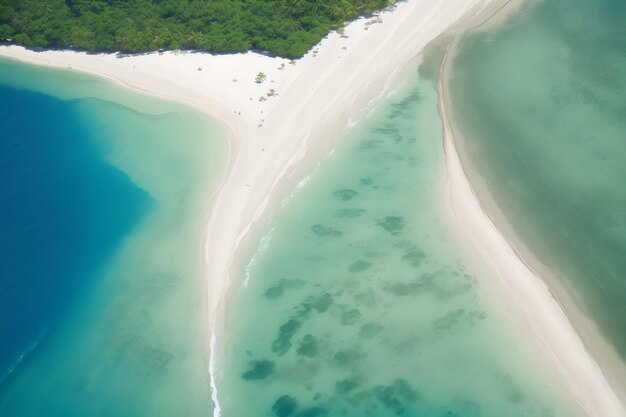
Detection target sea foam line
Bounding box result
[209,330,222,417]
[0,335,44,387]
[243,226,276,288]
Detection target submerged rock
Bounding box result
[242,359,275,380]
[294,406,328,417]
[335,208,365,219]
[340,308,362,326]
[432,309,465,332]
[272,319,303,355]
[297,334,319,358]
[312,292,333,313]
[272,395,298,417]
[358,322,384,339]
[373,378,419,414]
[376,216,405,235]
[333,189,358,201]
[333,349,366,367]
[265,286,285,300]
[384,282,423,297]
[402,248,425,268]
[349,260,372,273]
[264,279,306,300]
[335,376,362,394]
[311,224,343,238]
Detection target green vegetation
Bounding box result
[255,71,267,83]
[0,0,394,58]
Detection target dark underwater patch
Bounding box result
[359,322,384,339]
[386,90,420,121]
[349,260,372,273]
[370,126,400,135]
[384,282,423,297]
[333,349,366,367]
[272,319,303,355]
[392,379,419,402]
[335,376,362,394]
[360,177,374,186]
[390,91,420,112]
[340,308,362,326]
[265,286,285,300]
[360,139,384,149]
[297,334,319,358]
[295,300,314,319]
[134,347,174,375]
[373,378,419,415]
[500,374,525,404]
[333,189,358,201]
[420,271,472,300]
[272,395,298,417]
[294,407,328,417]
[311,224,343,238]
[432,309,465,332]
[393,336,421,353]
[335,208,365,219]
[312,292,333,313]
[402,248,425,268]
[392,134,403,143]
[264,279,306,300]
[242,359,275,380]
[353,289,377,309]
[376,216,405,235]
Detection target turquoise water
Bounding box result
[0,84,149,384]
[0,59,226,416]
[220,69,584,416]
[448,0,626,380]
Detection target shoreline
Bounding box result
[438,18,626,417]
[0,0,602,415]
[2,1,505,412]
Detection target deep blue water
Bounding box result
[0,85,150,384]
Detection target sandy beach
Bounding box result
[2,0,623,415]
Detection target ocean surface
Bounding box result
[0,58,226,416]
[219,68,585,416]
[448,0,626,386]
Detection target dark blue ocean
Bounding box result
[0,85,149,384]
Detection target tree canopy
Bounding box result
[0,0,394,58]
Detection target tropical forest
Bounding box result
[0,0,394,57]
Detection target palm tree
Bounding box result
[185,32,200,48]
[255,72,267,83]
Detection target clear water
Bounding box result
[0,58,226,416]
[448,0,626,374]
[220,70,584,416]
[0,83,150,385]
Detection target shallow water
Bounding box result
[0,59,226,416]
[220,69,584,416]
[448,0,626,373]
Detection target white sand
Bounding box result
[2,0,622,415]
[438,37,626,416]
